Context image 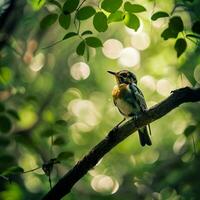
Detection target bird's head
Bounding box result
[108,70,137,85]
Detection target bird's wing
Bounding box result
[129,83,147,111]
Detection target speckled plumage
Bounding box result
[108,70,152,146]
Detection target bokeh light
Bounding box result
[131,32,151,50]
[141,150,159,164]
[29,53,45,72]
[156,79,172,96]
[118,47,140,67]
[102,39,123,59]
[140,75,156,91]
[70,62,90,80]
[194,64,200,84]
[173,136,186,155]
[91,175,119,194]
[68,99,101,126]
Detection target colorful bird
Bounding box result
[108,70,152,146]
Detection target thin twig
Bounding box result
[23,166,41,173]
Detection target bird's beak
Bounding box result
[107,71,117,76]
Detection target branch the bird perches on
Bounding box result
[42,87,200,200]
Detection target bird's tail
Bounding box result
[138,125,152,146]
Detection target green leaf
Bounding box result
[85,37,103,47]
[101,0,122,13]
[53,137,65,145]
[124,12,140,31]
[175,38,187,57]
[161,28,178,40]
[57,151,73,161]
[184,125,196,137]
[0,102,5,112]
[93,12,108,32]
[186,34,200,39]
[63,0,79,14]
[76,40,85,55]
[0,115,12,133]
[124,2,146,13]
[108,11,124,23]
[54,119,68,132]
[151,11,169,21]
[169,16,184,33]
[63,32,78,40]
[40,14,58,29]
[81,30,93,36]
[48,0,62,9]
[59,13,71,29]
[7,109,20,120]
[76,6,96,20]
[192,21,200,34]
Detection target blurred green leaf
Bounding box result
[76,6,96,20]
[55,119,68,126]
[7,109,20,121]
[53,137,65,145]
[0,102,5,112]
[81,30,93,36]
[0,67,13,86]
[54,120,68,133]
[41,129,58,137]
[48,0,62,9]
[108,11,124,23]
[0,154,14,164]
[76,40,85,55]
[57,151,73,161]
[124,2,146,13]
[101,0,122,13]
[59,13,71,29]
[184,125,196,137]
[161,28,178,40]
[93,12,108,32]
[151,11,169,21]
[63,32,78,40]
[85,37,103,47]
[28,0,45,10]
[124,12,140,31]
[40,14,58,29]
[2,166,24,176]
[0,115,12,133]
[169,16,184,33]
[63,0,79,14]
[175,38,187,57]
[192,21,200,34]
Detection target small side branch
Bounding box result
[42,87,200,200]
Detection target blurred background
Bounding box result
[0,0,200,199]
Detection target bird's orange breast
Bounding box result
[112,84,128,99]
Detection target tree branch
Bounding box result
[42,87,200,200]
